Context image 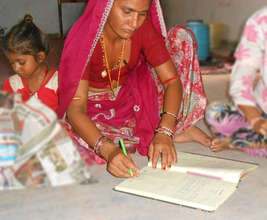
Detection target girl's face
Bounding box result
[105,0,151,39]
[5,52,43,79]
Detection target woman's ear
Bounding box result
[36,51,46,63]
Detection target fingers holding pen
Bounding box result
[100,139,139,178]
[119,139,139,177]
[107,151,139,178]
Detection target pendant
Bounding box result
[101,70,107,78]
[110,94,116,101]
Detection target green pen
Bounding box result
[119,139,133,176]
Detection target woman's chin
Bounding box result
[120,31,134,39]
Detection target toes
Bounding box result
[210,146,223,152]
[210,138,230,152]
[204,138,212,147]
[211,138,221,146]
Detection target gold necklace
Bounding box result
[100,33,126,98]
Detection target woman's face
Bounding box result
[106,0,151,39]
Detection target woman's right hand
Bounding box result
[100,142,140,178]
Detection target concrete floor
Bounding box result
[0,39,266,220]
[0,132,266,220]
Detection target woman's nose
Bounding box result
[129,13,138,29]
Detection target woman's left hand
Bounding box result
[148,133,177,170]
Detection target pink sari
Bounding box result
[58,0,207,165]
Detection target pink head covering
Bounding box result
[57,0,208,156]
[57,0,167,118]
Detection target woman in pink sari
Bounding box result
[57,0,210,177]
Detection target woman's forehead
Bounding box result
[114,0,151,9]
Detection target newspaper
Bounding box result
[0,91,93,190]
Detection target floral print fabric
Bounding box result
[205,102,267,157]
[205,7,267,158]
[167,25,207,134]
[230,7,267,112]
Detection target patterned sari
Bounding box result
[206,102,267,157]
[58,0,207,165]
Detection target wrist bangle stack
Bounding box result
[159,125,174,134]
[160,111,178,123]
[93,136,112,157]
[155,126,174,139]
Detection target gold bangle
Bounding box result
[160,111,178,122]
[158,125,174,134]
[93,136,112,158]
[72,96,81,100]
[155,128,174,139]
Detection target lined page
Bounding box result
[148,152,258,183]
[115,166,237,211]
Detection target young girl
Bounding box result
[2,14,58,112]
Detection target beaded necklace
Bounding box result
[100,33,126,98]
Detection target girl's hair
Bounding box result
[2,14,50,58]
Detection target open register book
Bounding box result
[114,151,258,211]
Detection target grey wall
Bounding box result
[2,0,267,42]
[163,0,267,42]
[0,0,85,36]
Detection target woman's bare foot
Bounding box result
[174,125,212,147]
[210,138,232,152]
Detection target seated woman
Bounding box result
[205,6,267,157]
[57,0,211,178]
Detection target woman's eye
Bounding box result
[139,12,147,17]
[19,61,25,65]
[124,10,131,14]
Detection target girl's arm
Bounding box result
[66,80,139,177]
[148,59,182,169]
